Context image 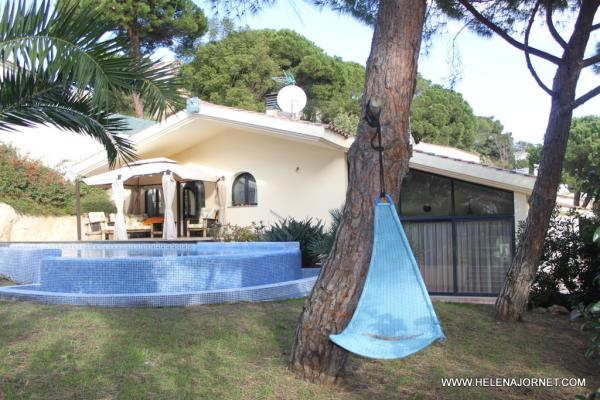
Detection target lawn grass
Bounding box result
[0,298,597,400]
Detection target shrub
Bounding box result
[212,221,266,242]
[530,210,600,309]
[307,208,343,264]
[264,217,325,267]
[76,185,115,214]
[0,144,113,215]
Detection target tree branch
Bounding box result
[582,53,600,68]
[545,0,567,49]
[571,85,600,110]
[457,0,561,64]
[525,1,555,96]
[591,22,600,31]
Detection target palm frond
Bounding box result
[0,68,135,167]
[0,0,183,165]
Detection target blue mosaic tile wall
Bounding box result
[0,242,320,307]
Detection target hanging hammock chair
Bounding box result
[329,103,445,360]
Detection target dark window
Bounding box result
[232,173,257,206]
[183,181,205,218]
[454,180,514,216]
[400,170,452,216]
[144,188,164,217]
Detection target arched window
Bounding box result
[232,173,257,206]
[183,181,205,218]
[144,188,164,217]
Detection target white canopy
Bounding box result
[82,158,220,187]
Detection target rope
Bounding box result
[365,101,386,198]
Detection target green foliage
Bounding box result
[474,116,515,169]
[410,80,477,150]
[530,210,600,309]
[212,221,266,242]
[77,185,115,214]
[0,0,184,166]
[330,113,359,135]
[264,217,325,267]
[526,143,543,175]
[307,208,343,264]
[182,29,364,124]
[564,116,600,206]
[58,0,208,58]
[0,144,112,215]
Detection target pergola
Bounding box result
[76,158,225,240]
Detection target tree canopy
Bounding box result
[181,28,364,126]
[474,116,515,168]
[563,116,600,207]
[60,0,208,58]
[410,76,477,149]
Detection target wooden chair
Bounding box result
[187,208,219,237]
[84,212,112,240]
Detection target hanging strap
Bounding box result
[365,101,386,198]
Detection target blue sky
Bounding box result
[188,1,600,144]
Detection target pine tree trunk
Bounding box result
[289,0,427,384]
[128,26,144,118]
[495,0,599,321]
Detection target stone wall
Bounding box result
[0,203,82,242]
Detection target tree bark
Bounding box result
[495,0,600,321]
[128,25,144,118]
[289,0,427,384]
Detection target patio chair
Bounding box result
[187,208,219,237]
[84,212,112,240]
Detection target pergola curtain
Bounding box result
[216,178,227,225]
[162,173,177,239]
[112,178,128,240]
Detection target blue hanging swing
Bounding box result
[329,104,445,360]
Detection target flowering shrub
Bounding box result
[0,144,113,215]
[211,221,266,242]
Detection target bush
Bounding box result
[0,144,113,216]
[212,222,266,242]
[530,210,600,309]
[307,208,343,264]
[77,185,115,214]
[264,217,325,267]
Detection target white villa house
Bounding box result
[47,99,540,296]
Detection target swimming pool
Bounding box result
[0,242,320,307]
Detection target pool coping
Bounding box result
[0,275,318,307]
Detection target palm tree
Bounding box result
[0,0,184,167]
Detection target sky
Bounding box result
[186,1,600,144]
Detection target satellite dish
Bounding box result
[277,85,307,115]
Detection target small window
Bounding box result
[183,181,205,218]
[144,188,164,217]
[232,173,257,206]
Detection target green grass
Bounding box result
[0,299,597,400]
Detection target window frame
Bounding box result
[231,172,257,207]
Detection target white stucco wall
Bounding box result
[172,127,348,226]
[513,191,529,229]
[0,203,82,242]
